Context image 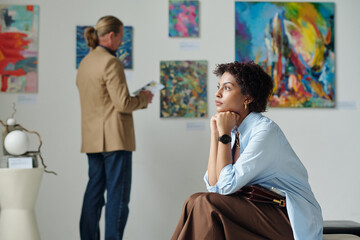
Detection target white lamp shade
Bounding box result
[4,130,29,155]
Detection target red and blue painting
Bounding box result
[0,5,39,93]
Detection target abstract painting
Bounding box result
[118,26,133,68]
[169,0,199,37]
[160,60,207,118]
[76,26,90,69]
[235,2,335,108]
[0,5,39,93]
[76,25,133,69]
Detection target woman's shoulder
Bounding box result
[244,113,285,142]
[246,114,291,152]
[250,113,278,130]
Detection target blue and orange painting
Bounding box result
[76,26,133,69]
[235,2,335,108]
[160,60,207,118]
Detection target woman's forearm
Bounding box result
[216,140,232,180]
[208,133,219,186]
[214,112,238,179]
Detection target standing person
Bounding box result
[171,61,323,240]
[76,15,153,240]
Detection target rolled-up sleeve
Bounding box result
[204,171,218,192]
[204,164,234,193]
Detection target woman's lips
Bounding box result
[215,100,222,106]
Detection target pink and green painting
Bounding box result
[0,5,39,93]
[160,60,207,118]
[76,26,133,69]
[169,0,199,37]
[235,2,335,108]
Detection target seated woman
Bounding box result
[171,61,323,240]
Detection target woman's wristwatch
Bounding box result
[218,134,231,144]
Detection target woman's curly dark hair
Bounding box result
[213,61,273,113]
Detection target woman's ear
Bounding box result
[245,96,254,105]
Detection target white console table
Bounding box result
[0,168,44,240]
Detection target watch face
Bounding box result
[219,134,231,144]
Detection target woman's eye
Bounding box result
[225,86,230,90]
[216,85,220,90]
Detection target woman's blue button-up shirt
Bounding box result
[204,112,323,240]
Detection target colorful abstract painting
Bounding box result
[76,26,133,69]
[235,2,335,108]
[0,5,39,93]
[160,60,207,118]
[169,0,199,37]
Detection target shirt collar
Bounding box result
[237,112,261,135]
[98,45,117,57]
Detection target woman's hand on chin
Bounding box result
[216,111,240,135]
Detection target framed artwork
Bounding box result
[169,0,199,37]
[76,26,90,69]
[118,26,133,68]
[160,60,207,118]
[235,2,335,108]
[76,25,133,69]
[0,5,39,93]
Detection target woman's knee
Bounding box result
[193,192,242,214]
[185,192,220,208]
[182,192,209,211]
[184,192,203,207]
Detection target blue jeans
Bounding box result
[80,150,132,240]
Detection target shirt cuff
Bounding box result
[203,171,218,193]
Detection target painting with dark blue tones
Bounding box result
[118,26,133,69]
[76,26,133,69]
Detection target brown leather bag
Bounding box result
[237,184,286,207]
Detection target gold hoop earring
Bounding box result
[244,103,247,110]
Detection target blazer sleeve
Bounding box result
[104,58,148,113]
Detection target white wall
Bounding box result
[0,0,359,239]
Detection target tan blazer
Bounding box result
[76,46,148,153]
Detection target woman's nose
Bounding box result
[215,88,221,98]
